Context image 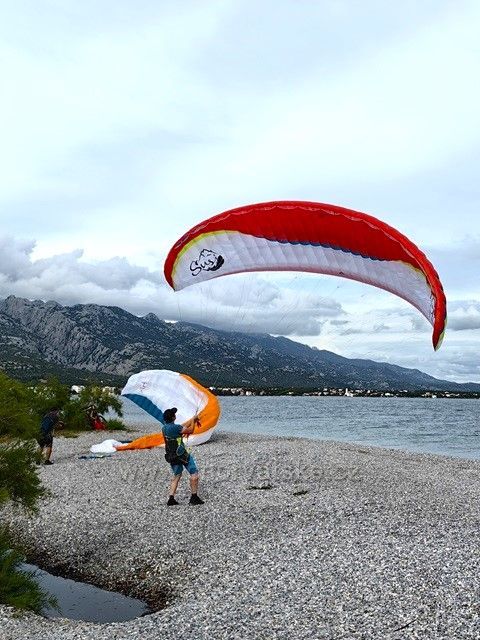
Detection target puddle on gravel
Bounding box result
[21,563,151,623]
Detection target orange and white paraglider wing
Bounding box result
[164,201,447,350]
[116,369,220,451]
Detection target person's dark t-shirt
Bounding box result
[41,413,58,435]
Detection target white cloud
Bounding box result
[0,233,478,381]
[0,1,479,382]
[2,1,480,249]
[0,236,162,300]
[448,302,480,331]
[0,236,345,336]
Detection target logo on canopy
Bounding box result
[190,249,225,276]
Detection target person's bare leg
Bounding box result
[188,473,204,504]
[189,473,199,495]
[167,473,182,505]
[44,445,53,463]
[169,474,182,497]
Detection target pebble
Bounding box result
[1,426,480,639]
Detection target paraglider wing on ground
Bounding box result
[115,369,220,451]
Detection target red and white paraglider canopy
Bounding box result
[164,201,447,350]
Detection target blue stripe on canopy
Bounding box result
[122,393,166,425]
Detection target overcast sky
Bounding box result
[0,1,479,383]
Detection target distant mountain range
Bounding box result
[0,295,478,392]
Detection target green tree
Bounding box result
[77,385,123,417]
[0,441,45,510]
[0,372,37,439]
[27,377,70,420]
[28,379,124,432]
[64,384,124,430]
[0,373,56,613]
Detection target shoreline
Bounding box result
[1,424,480,639]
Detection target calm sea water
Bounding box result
[120,396,480,461]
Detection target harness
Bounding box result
[163,431,190,465]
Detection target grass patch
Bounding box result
[58,430,79,439]
[105,418,127,431]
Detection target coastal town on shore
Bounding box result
[69,384,480,400]
[211,386,480,399]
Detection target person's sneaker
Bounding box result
[189,494,204,505]
[167,496,179,506]
[44,460,53,466]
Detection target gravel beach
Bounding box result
[1,422,480,639]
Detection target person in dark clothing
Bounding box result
[38,408,63,465]
[161,407,204,506]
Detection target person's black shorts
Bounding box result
[37,432,53,448]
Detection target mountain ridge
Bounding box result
[0,295,478,392]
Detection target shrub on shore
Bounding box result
[0,373,125,613]
[0,373,37,439]
[0,376,54,613]
[0,441,45,510]
[0,530,57,614]
[104,418,125,431]
[32,377,125,432]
